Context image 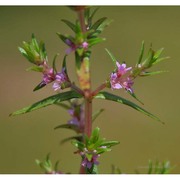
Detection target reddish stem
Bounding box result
[77,9,86,33]
[91,83,107,97]
[84,90,92,138]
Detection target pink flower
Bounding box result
[81,154,100,169]
[67,104,85,133]
[43,68,55,84]
[52,69,68,91]
[65,39,76,55]
[82,42,88,49]
[110,62,134,93]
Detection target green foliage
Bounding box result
[133,42,169,78]
[19,34,47,66]
[135,160,172,174]
[94,91,164,124]
[72,127,119,154]
[10,91,82,116]
[36,153,61,174]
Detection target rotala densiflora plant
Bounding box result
[10,6,170,174]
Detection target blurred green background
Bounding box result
[0,6,179,174]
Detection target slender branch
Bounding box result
[91,83,107,97]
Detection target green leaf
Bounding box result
[148,160,153,174]
[91,17,107,30]
[55,102,71,110]
[140,70,168,76]
[89,127,100,144]
[153,48,164,61]
[86,164,98,174]
[33,82,46,92]
[62,55,68,75]
[152,56,170,65]
[61,19,76,32]
[88,37,105,47]
[127,91,144,105]
[137,41,145,65]
[52,54,59,74]
[94,91,164,124]
[26,66,44,72]
[75,51,81,70]
[54,124,79,132]
[10,90,82,116]
[100,140,120,147]
[92,109,105,122]
[18,47,34,63]
[71,140,85,150]
[60,135,83,144]
[105,48,117,68]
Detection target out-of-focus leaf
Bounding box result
[152,56,170,65]
[10,91,82,116]
[100,140,120,147]
[52,54,59,74]
[92,109,104,122]
[140,70,168,76]
[61,19,76,32]
[71,140,85,150]
[137,41,145,65]
[60,135,83,144]
[26,66,44,72]
[88,37,105,47]
[105,48,117,68]
[94,91,164,124]
[54,124,79,132]
[89,127,100,144]
[91,17,107,30]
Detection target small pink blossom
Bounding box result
[81,154,100,169]
[67,104,85,133]
[65,39,76,55]
[52,69,68,91]
[43,68,55,84]
[110,61,134,93]
[82,42,88,49]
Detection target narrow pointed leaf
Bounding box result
[52,54,59,74]
[26,66,43,72]
[92,109,105,122]
[152,56,170,65]
[105,48,117,68]
[140,70,168,76]
[137,41,145,65]
[94,91,164,124]
[60,135,83,145]
[127,91,144,105]
[61,19,76,32]
[33,81,46,92]
[91,17,107,30]
[100,140,120,147]
[10,90,82,116]
[55,102,71,110]
[88,37,105,47]
[153,48,164,61]
[62,55,68,75]
[54,124,79,132]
